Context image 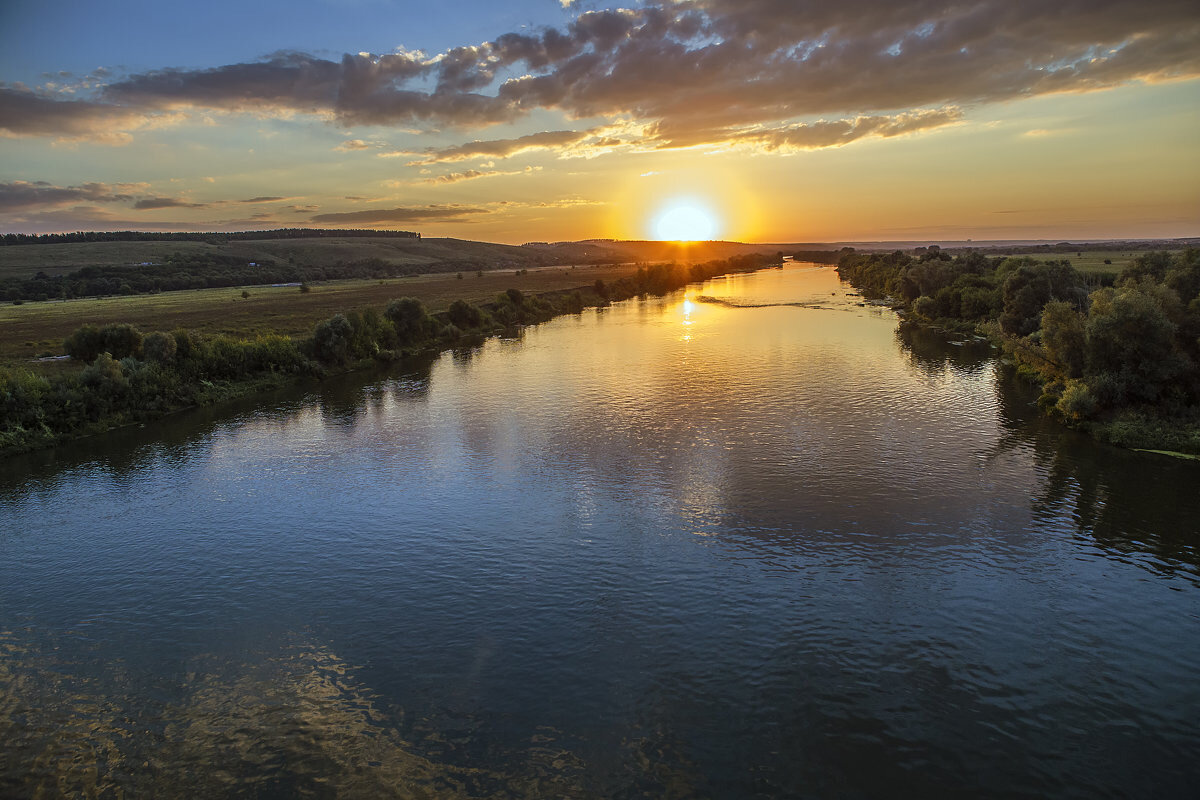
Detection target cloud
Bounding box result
[132,196,207,210]
[423,166,543,184]
[408,130,591,164]
[237,196,289,203]
[334,138,379,151]
[310,205,489,224]
[0,84,179,144]
[5,1,1197,155]
[725,107,966,152]
[1,205,208,232]
[0,180,144,210]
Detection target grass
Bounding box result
[0,263,650,368]
[1007,250,1174,275]
[0,237,543,280]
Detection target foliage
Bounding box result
[446,299,486,330]
[312,314,355,365]
[63,322,144,362]
[838,247,1200,452]
[142,331,178,365]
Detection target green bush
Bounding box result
[1056,380,1097,421]
[313,314,354,365]
[385,297,429,344]
[447,299,486,330]
[143,331,178,365]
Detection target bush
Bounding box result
[143,331,178,364]
[446,299,485,330]
[1056,380,1097,420]
[100,323,143,360]
[385,297,428,344]
[64,324,105,362]
[312,314,354,365]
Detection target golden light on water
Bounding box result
[681,295,696,342]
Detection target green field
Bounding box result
[0,263,648,367]
[1006,250,1163,274]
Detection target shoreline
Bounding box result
[0,256,778,459]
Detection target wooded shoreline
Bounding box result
[837,248,1200,456]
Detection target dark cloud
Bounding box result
[5,2,1197,151]
[0,180,139,210]
[0,85,157,143]
[310,206,489,224]
[132,196,207,210]
[238,196,287,203]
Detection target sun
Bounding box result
[653,201,719,241]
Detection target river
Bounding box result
[2,264,1198,798]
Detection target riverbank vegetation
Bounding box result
[0,255,778,455]
[837,247,1200,454]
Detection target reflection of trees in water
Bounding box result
[992,361,1200,579]
[899,319,1200,578]
[0,355,439,505]
[316,355,436,427]
[0,630,597,798]
[895,320,994,379]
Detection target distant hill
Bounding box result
[0,233,798,283]
[0,232,797,302]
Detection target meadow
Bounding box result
[0,263,651,367]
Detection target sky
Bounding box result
[1,0,1197,244]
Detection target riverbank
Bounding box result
[838,248,1200,456]
[0,255,779,457]
[0,261,679,368]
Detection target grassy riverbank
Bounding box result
[0,262,663,367]
[837,247,1200,455]
[0,255,779,456]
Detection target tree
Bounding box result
[385,297,428,343]
[1084,287,1184,404]
[1041,301,1087,378]
[312,314,354,365]
[446,299,485,330]
[143,331,178,365]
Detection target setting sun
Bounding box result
[653,202,719,241]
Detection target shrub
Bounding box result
[142,331,178,364]
[64,324,105,362]
[100,323,143,360]
[312,314,354,365]
[446,299,485,330]
[1056,380,1097,420]
[385,297,428,343]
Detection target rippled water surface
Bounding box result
[2,265,1198,798]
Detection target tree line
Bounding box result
[1,229,419,246]
[0,254,780,455]
[836,248,1200,453]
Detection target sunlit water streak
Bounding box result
[2,265,1198,798]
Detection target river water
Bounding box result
[2,264,1198,798]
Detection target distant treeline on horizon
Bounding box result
[0,229,421,246]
